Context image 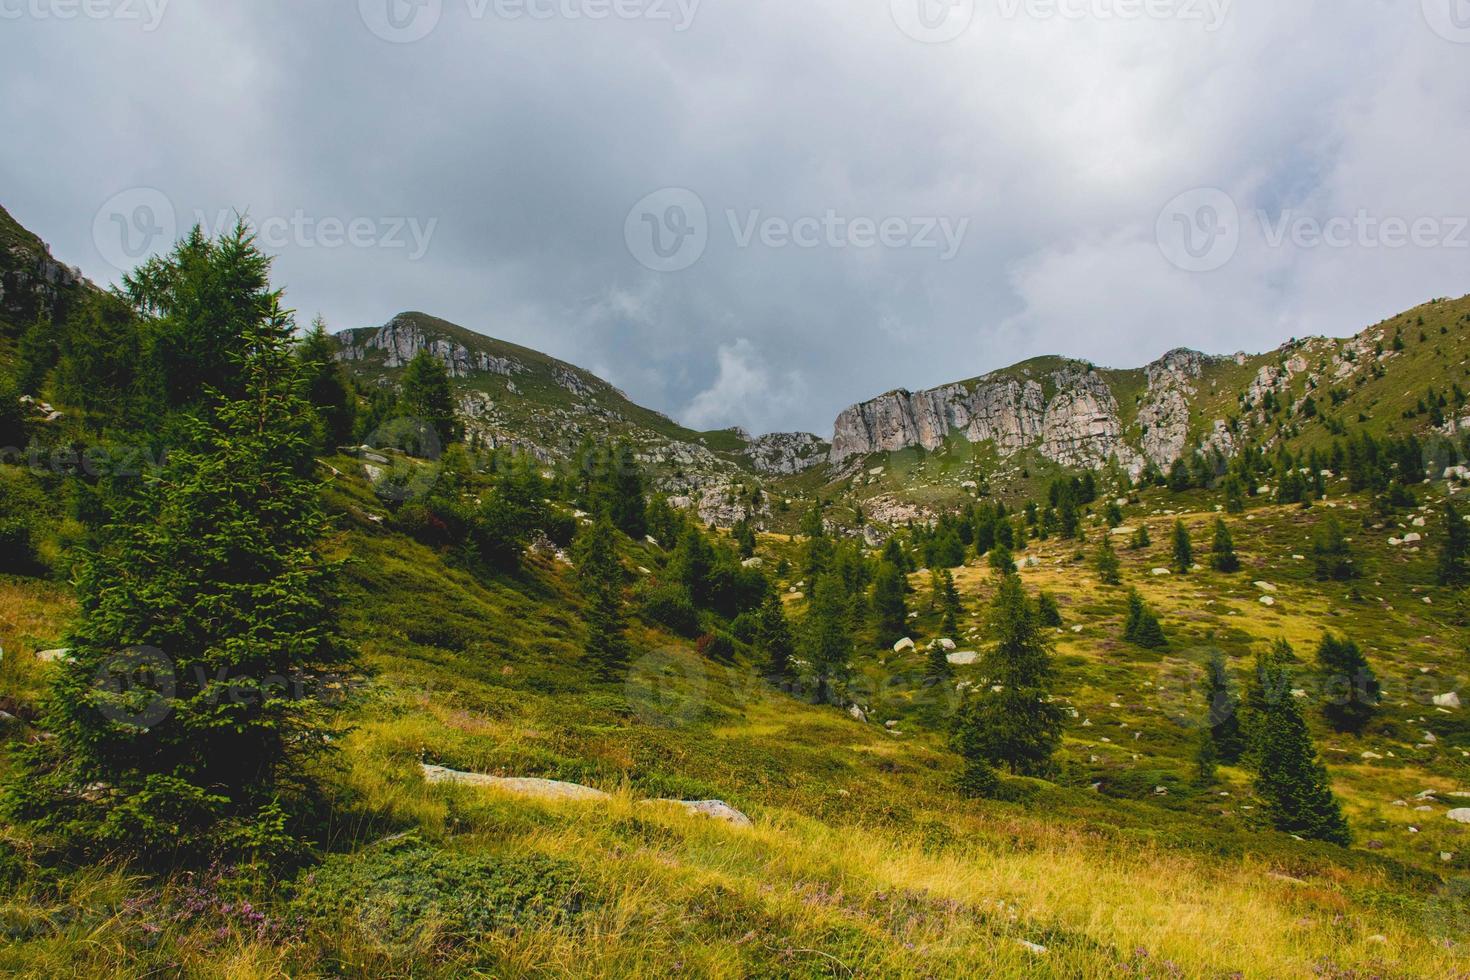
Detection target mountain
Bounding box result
[0,203,92,339]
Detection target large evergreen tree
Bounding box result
[939,568,961,636]
[1094,534,1121,585]
[804,573,853,704]
[1315,633,1379,734]
[1437,499,1470,586]
[871,561,909,647]
[756,588,795,678]
[952,575,1065,777]
[1122,589,1167,649]
[1210,517,1240,573]
[607,440,648,539]
[399,349,458,448]
[296,316,356,448]
[1312,515,1356,581]
[1203,649,1244,763]
[1252,658,1352,845]
[3,249,353,863]
[573,516,630,680]
[1171,520,1193,574]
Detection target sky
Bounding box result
[3,0,1469,437]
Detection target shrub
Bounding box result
[730,610,760,645]
[696,630,736,662]
[638,582,699,637]
[0,518,41,575]
[292,837,590,950]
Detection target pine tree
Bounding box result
[950,576,1065,777]
[1122,589,1167,649]
[804,573,853,704]
[1171,520,1193,573]
[1095,535,1121,585]
[732,518,757,559]
[1036,590,1062,627]
[756,588,795,678]
[1311,515,1356,581]
[400,350,458,448]
[1252,658,1352,845]
[607,440,648,538]
[3,273,353,864]
[801,502,833,581]
[988,541,1015,575]
[939,568,961,636]
[871,561,909,647]
[1241,641,1295,763]
[296,316,356,448]
[1203,649,1244,763]
[1437,500,1470,586]
[1194,728,1219,786]
[1223,475,1246,514]
[1210,517,1240,573]
[1129,524,1151,550]
[573,516,630,680]
[1315,633,1379,733]
[926,641,954,683]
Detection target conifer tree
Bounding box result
[1252,658,1352,845]
[871,561,909,647]
[804,573,853,703]
[606,440,648,539]
[1311,515,1356,581]
[3,256,353,863]
[1437,499,1470,586]
[988,541,1015,575]
[1194,727,1219,786]
[1315,633,1379,733]
[951,576,1065,777]
[1241,640,1295,763]
[1171,520,1193,573]
[1210,517,1240,573]
[1036,590,1062,627]
[801,502,833,580]
[732,518,757,559]
[939,568,961,636]
[574,516,630,680]
[926,640,954,683]
[1203,649,1244,763]
[296,316,356,448]
[400,349,458,448]
[1122,589,1167,649]
[756,588,795,678]
[1129,524,1151,550]
[1094,535,1121,585]
[1223,475,1246,514]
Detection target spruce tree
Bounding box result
[939,568,961,636]
[1311,515,1356,581]
[804,573,853,703]
[1252,659,1352,845]
[871,561,909,647]
[1036,590,1062,627]
[1203,649,1244,763]
[988,541,1015,575]
[952,576,1065,777]
[400,349,458,448]
[1210,517,1240,573]
[573,516,630,680]
[1171,520,1193,573]
[1122,589,1168,649]
[1437,500,1470,586]
[800,502,833,581]
[1095,535,1121,585]
[1315,633,1379,733]
[3,278,353,864]
[756,588,795,678]
[607,440,648,538]
[1194,728,1219,786]
[1129,524,1151,550]
[926,641,954,683]
[296,316,356,448]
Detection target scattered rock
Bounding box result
[35,648,71,663]
[1433,692,1460,709]
[893,637,915,654]
[421,764,610,801]
[1446,808,1470,824]
[645,799,752,827]
[1259,596,1276,606]
[947,651,978,666]
[848,704,868,723]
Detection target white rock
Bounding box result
[1016,940,1047,955]
[35,648,72,663]
[1447,809,1470,824]
[1433,693,1460,709]
[1151,567,1171,576]
[848,704,868,723]
[936,638,957,652]
[946,651,978,666]
[893,637,915,654]
[1253,581,1278,593]
[1259,596,1276,606]
[648,799,753,826]
[421,764,609,801]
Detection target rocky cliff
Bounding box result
[830,350,1232,475]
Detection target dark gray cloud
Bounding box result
[3,0,1468,436]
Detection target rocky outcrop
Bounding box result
[1136,349,1205,467]
[0,204,92,331]
[745,431,828,475]
[337,314,525,379]
[830,376,1047,465]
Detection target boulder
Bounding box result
[893,637,915,654]
[1433,693,1460,709]
[848,704,868,723]
[1447,809,1470,824]
[35,648,72,663]
[421,764,609,801]
[946,651,979,666]
[648,799,752,827]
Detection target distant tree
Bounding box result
[1103,501,1124,527]
[400,350,458,447]
[1316,633,1380,734]
[800,502,833,580]
[1036,590,1062,628]
[732,518,757,559]
[951,576,1065,777]
[1094,535,1121,585]
[1311,515,1357,581]
[1168,458,1192,493]
[296,316,356,448]
[1210,518,1240,573]
[1241,640,1295,763]
[988,541,1015,575]
[0,371,25,449]
[756,589,795,678]
[871,562,909,648]
[1122,589,1167,649]
[1203,649,1244,763]
[573,516,630,680]
[16,314,57,395]
[1252,658,1352,845]
[1171,520,1193,573]
[1437,500,1470,587]
[1223,476,1246,514]
[804,574,853,703]
[939,568,962,636]
[1129,524,1151,550]
[1194,728,1218,786]
[926,640,954,683]
[606,441,647,539]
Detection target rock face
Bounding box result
[745,431,828,475]
[829,351,1222,474]
[337,313,525,379]
[0,204,92,331]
